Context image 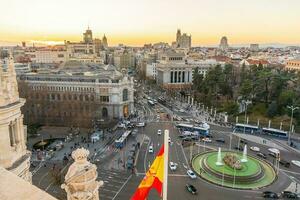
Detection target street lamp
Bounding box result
[287,105,299,145]
[238,100,250,148]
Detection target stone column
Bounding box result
[10,122,16,147]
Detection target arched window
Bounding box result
[102,107,108,118]
[123,89,128,101]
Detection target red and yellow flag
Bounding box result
[131,145,164,200]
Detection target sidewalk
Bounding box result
[232,132,287,151]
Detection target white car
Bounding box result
[187,170,197,179]
[157,129,162,135]
[148,145,154,153]
[168,137,171,143]
[169,162,177,171]
[136,122,145,127]
[250,146,260,152]
[156,114,160,119]
[202,138,212,143]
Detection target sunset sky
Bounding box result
[1,0,300,46]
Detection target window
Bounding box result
[123,89,128,101]
[102,107,108,118]
[100,96,109,102]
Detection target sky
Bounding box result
[0,0,300,46]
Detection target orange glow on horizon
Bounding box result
[0,0,300,46]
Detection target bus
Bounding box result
[114,130,131,148]
[234,123,260,134]
[262,128,288,138]
[176,123,210,136]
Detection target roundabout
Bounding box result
[192,149,277,190]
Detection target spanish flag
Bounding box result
[131,145,164,200]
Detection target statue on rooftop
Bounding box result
[61,148,103,200]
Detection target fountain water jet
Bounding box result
[241,145,248,163]
[216,147,223,166]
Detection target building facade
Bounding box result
[285,59,300,71]
[18,65,134,128]
[174,29,192,49]
[0,55,31,182]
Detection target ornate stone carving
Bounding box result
[62,148,103,200]
[223,153,243,170]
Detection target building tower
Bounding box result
[176,29,181,44]
[219,36,229,51]
[0,53,31,182]
[83,27,93,44]
[102,34,108,48]
[62,148,103,200]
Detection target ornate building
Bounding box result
[18,62,134,128]
[174,29,192,49]
[0,54,31,182]
[219,36,229,51]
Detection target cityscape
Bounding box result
[0,0,300,200]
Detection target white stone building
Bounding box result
[0,55,31,182]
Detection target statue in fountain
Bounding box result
[241,145,248,163]
[223,153,243,170]
[215,147,223,166]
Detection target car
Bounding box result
[257,153,267,159]
[169,162,177,171]
[202,138,212,143]
[168,137,171,143]
[268,152,277,158]
[136,122,145,127]
[156,114,160,119]
[148,145,153,153]
[117,123,126,128]
[268,148,280,157]
[182,137,193,142]
[250,146,260,152]
[262,191,278,199]
[282,191,298,199]
[234,146,243,151]
[240,139,248,144]
[157,129,162,135]
[216,138,225,143]
[187,170,197,179]
[186,184,197,195]
[279,160,291,168]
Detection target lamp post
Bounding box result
[287,105,299,145]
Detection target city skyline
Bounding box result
[1,0,300,46]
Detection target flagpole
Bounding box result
[163,129,169,200]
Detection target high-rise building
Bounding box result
[102,34,108,48]
[250,44,259,51]
[83,27,93,44]
[219,36,229,51]
[0,54,31,182]
[174,29,191,49]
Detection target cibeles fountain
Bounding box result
[62,148,104,200]
[192,145,277,189]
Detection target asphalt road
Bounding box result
[31,91,300,200]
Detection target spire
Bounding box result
[7,51,16,76]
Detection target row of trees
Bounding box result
[192,64,300,126]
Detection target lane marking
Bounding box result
[112,175,132,200]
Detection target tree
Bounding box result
[267,101,278,118]
[239,79,252,100]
